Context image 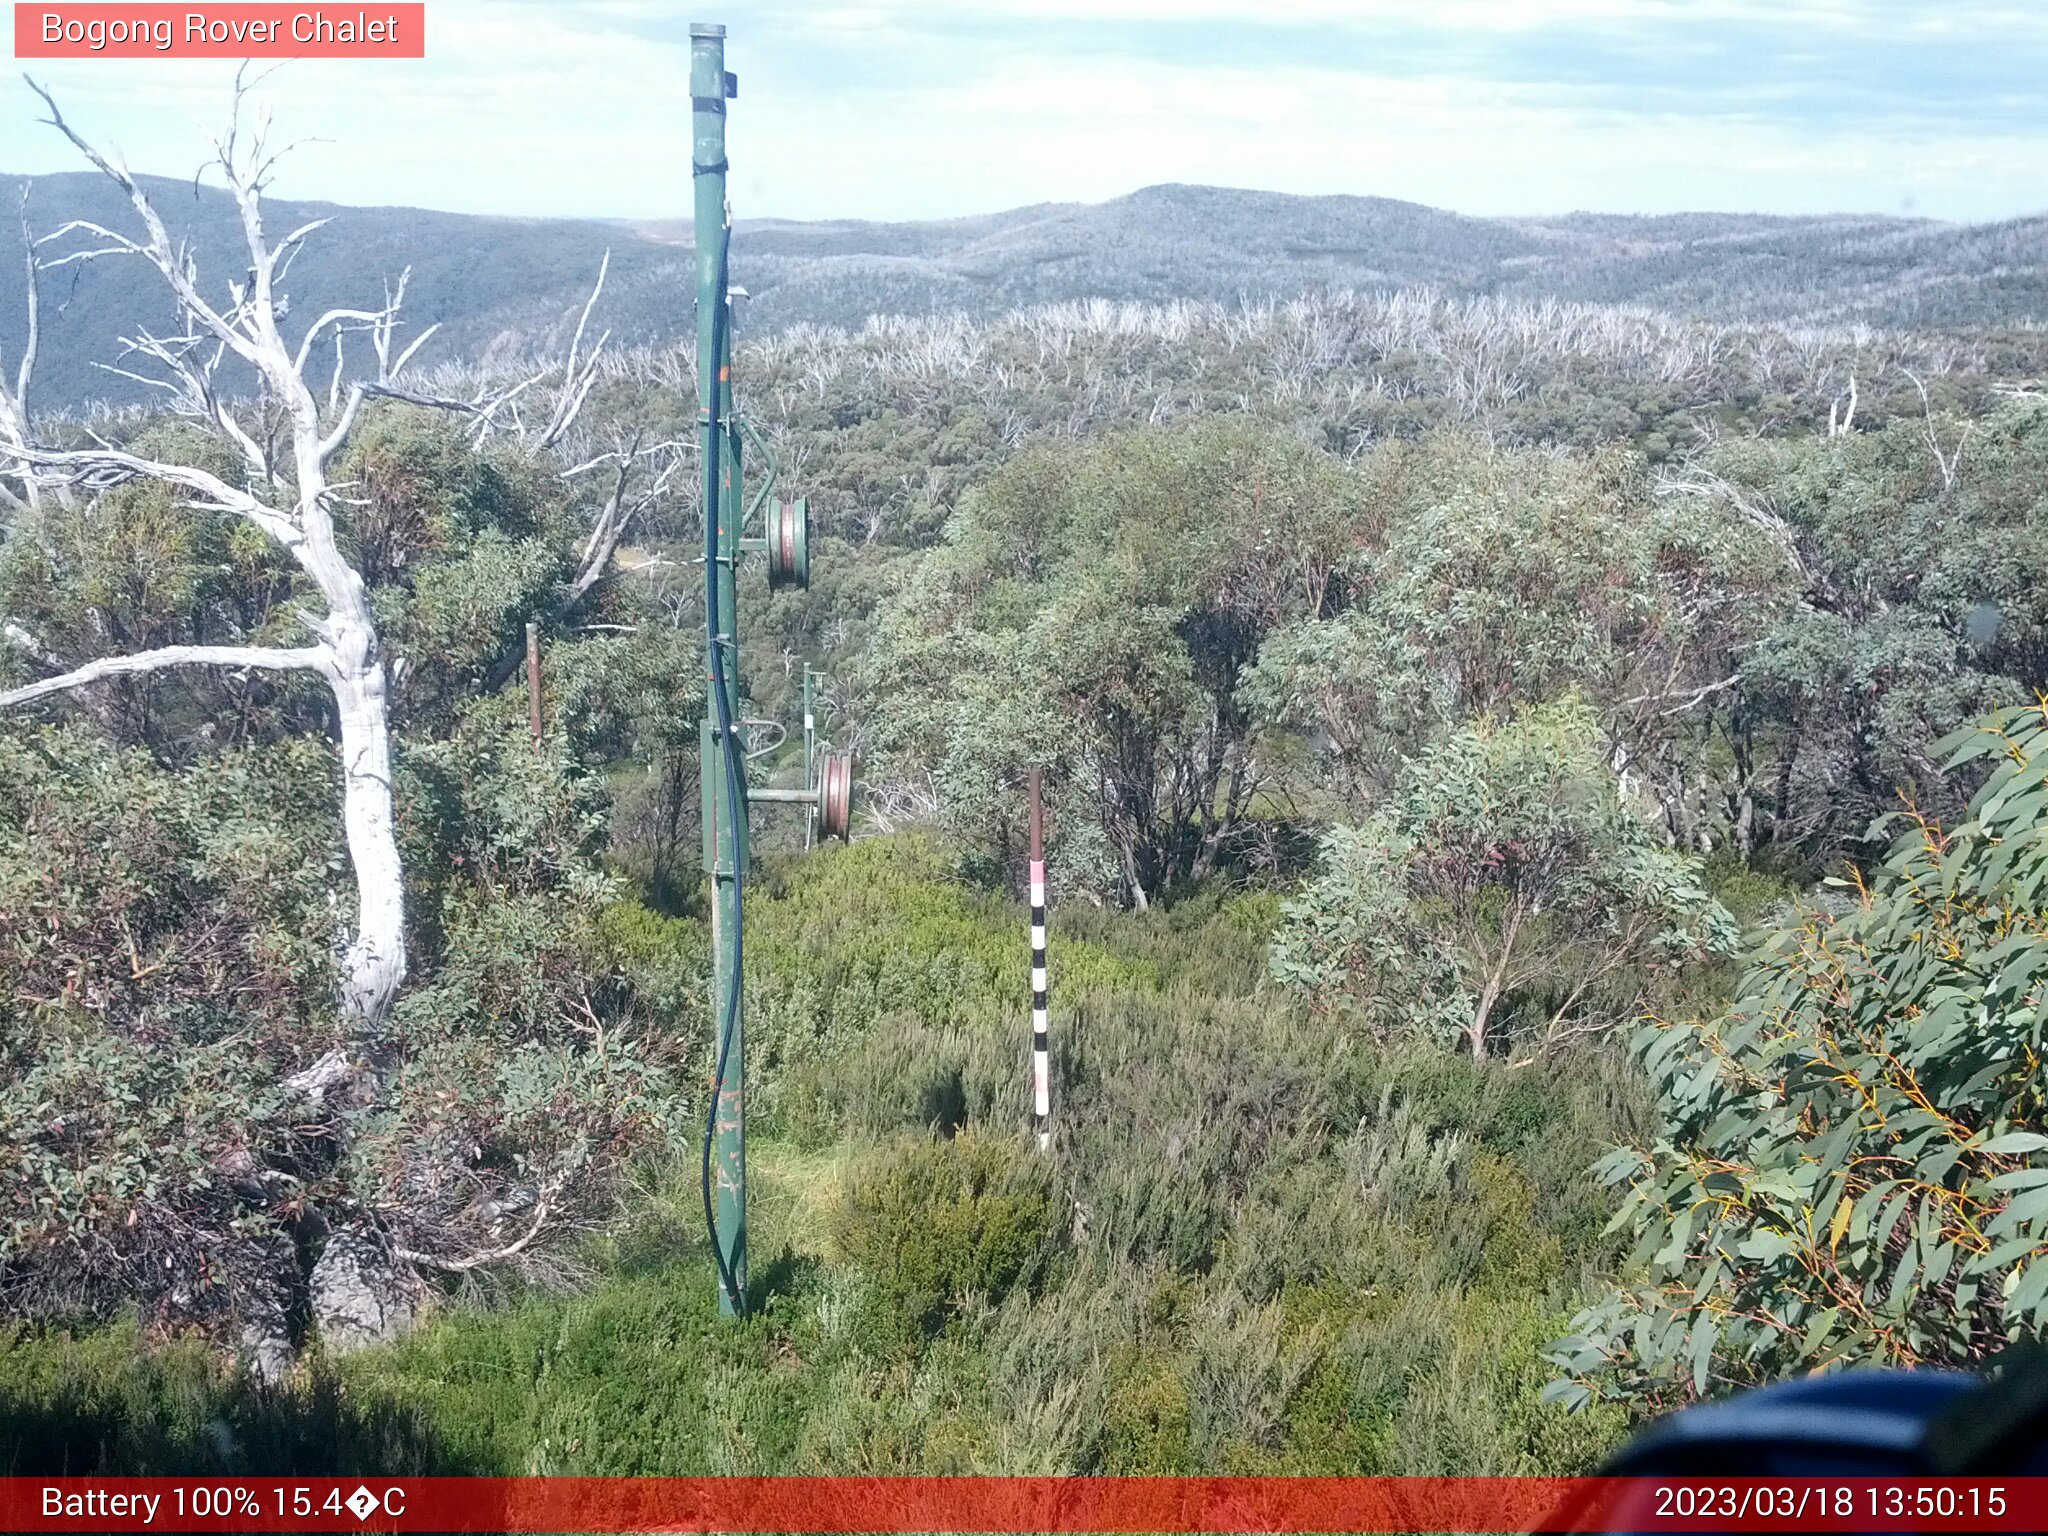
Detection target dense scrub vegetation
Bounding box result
[4,262,2048,1475]
[0,845,1640,1475]
[1,409,703,1357]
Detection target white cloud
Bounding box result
[843,57,2045,220]
[1,0,2042,222]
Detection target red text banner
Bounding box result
[14,5,425,58]
[3,1476,2048,1532]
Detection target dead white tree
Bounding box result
[1901,365,1970,493]
[0,79,484,1056]
[0,182,49,515]
[1827,369,1858,437]
[0,83,665,1371]
[558,428,683,605]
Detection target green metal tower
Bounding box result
[691,18,746,1320]
[691,21,851,1319]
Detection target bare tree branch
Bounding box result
[565,432,682,604]
[0,441,303,546]
[293,305,386,375]
[388,324,439,381]
[392,1174,565,1273]
[0,642,331,708]
[10,185,37,417]
[538,253,610,449]
[26,79,267,373]
[1901,365,1970,493]
[1827,369,1857,437]
[1654,464,1836,608]
[560,249,606,393]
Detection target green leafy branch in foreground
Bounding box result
[1550,701,2048,1408]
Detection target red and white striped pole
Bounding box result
[1027,767,1051,1150]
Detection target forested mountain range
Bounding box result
[5,171,2045,411]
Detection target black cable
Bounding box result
[699,217,746,1316]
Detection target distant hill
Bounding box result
[4,173,2045,412]
[0,171,673,413]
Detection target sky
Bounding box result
[3,0,2046,225]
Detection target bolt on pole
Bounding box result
[692,18,747,1318]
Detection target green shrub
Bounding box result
[1101,1347,1195,1472]
[1057,992,1334,1275]
[741,836,1154,1139]
[0,731,339,1329]
[1,823,1643,1479]
[1272,698,1738,1058]
[832,1132,1062,1345]
[1551,703,2048,1409]
[0,1320,465,1476]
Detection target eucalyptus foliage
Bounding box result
[1550,702,2048,1407]
[0,729,340,1326]
[1246,438,1789,811]
[1272,699,1737,1057]
[1696,395,2048,856]
[864,418,1357,904]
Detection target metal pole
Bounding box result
[692,18,746,1317]
[1027,768,1051,1150]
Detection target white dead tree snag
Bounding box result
[0,182,52,516]
[1901,365,1970,493]
[0,83,649,1370]
[0,78,426,1056]
[559,428,683,603]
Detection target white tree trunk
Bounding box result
[288,318,407,1036]
[330,627,406,1033]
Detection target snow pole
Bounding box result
[1027,767,1051,1150]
